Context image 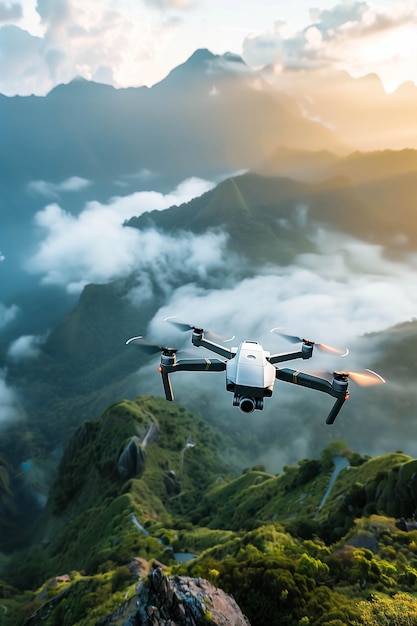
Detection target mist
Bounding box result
[0,368,20,427]
[8,175,417,471]
[123,225,417,471]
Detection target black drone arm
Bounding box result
[159,358,227,402]
[275,368,349,424]
[191,332,234,359]
[269,343,313,364]
[172,358,227,373]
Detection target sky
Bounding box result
[0,0,416,96]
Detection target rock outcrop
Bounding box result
[97,567,251,626]
[131,567,250,626]
[117,421,160,480]
[117,436,147,479]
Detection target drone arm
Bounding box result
[275,368,349,424]
[159,358,226,401]
[269,344,313,364]
[191,333,234,359]
[173,358,227,372]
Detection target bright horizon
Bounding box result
[0,0,416,96]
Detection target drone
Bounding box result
[126,318,385,424]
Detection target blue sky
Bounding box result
[0,0,416,95]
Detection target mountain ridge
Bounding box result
[4,396,417,625]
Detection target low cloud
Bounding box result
[125,228,417,470]
[7,334,47,361]
[148,235,417,356]
[26,177,216,293]
[0,302,19,329]
[27,176,91,198]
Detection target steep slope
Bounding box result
[8,395,231,588]
[128,170,406,255]
[6,422,417,625]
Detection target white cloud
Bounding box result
[0,2,22,23]
[122,227,417,470]
[0,250,4,262]
[0,0,197,95]
[0,302,19,328]
[7,333,47,361]
[26,177,216,293]
[27,176,91,198]
[242,1,417,91]
[1,1,416,96]
[148,241,417,357]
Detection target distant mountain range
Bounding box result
[127,163,417,255]
[3,48,417,301]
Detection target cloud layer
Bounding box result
[242,1,417,91]
[27,177,216,293]
[1,1,417,95]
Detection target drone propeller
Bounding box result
[126,336,178,355]
[313,368,386,386]
[271,328,349,357]
[164,316,235,342]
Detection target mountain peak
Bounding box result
[154,48,248,90]
[187,48,217,64]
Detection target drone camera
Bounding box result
[239,397,256,413]
[236,397,264,413]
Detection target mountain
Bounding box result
[261,66,417,151]
[4,396,417,625]
[128,167,417,254]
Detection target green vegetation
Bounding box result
[4,398,417,625]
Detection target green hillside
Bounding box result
[3,397,417,624]
[127,169,416,260]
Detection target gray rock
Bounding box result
[128,566,251,626]
[117,437,146,479]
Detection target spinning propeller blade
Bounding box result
[126,336,177,355]
[271,328,348,357]
[164,316,235,342]
[347,369,386,386]
[311,369,386,386]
